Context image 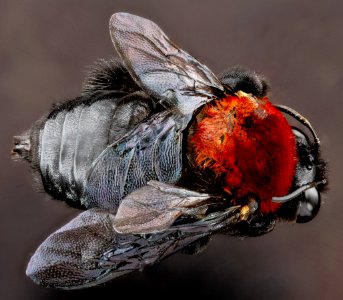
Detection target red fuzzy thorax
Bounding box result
[189,93,297,213]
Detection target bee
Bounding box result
[12,12,327,289]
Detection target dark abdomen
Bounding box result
[15,91,153,208]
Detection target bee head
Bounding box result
[272,107,328,223]
[227,104,328,236]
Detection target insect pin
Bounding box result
[12,12,327,289]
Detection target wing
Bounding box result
[26,186,240,289]
[82,111,184,209]
[109,12,225,115]
[26,209,119,289]
[112,180,212,234]
[81,13,228,209]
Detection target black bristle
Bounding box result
[82,57,140,95]
[218,66,270,98]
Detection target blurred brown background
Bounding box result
[1,0,342,299]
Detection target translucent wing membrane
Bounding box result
[81,13,230,209]
[82,111,183,209]
[27,192,240,289]
[26,209,118,289]
[113,181,211,234]
[82,12,228,210]
[109,12,224,114]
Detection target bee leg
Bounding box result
[223,198,276,237]
[181,236,211,255]
[239,197,259,221]
[218,66,269,98]
[234,213,277,237]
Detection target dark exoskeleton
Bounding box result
[12,13,327,289]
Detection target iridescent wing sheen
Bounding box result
[26,194,239,289]
[82,13,226,210]
[112,180,211,234]
[82,111,184,209]
[109,12,225,115]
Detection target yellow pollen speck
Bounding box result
[240,205,250,221]
[235,91,258,109]
[235,90,250,98]
[239,198,259,220]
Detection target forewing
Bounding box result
[82,111,183,210]
[83,12,227,210]
[113,181,211,234]
[26,209,120,289]
[26,205,240,289]
[109,12,225,114]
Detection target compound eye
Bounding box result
[296,187,321,223]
